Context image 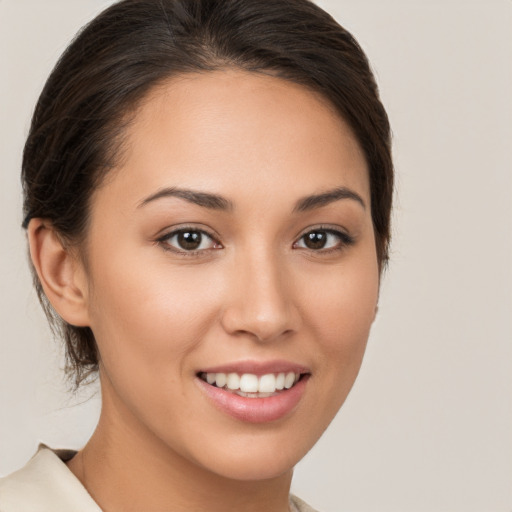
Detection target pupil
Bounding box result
[305,231,326,249]
[178,231,201,250]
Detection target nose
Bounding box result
[220,249,300,343]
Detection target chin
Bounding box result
[183,428,316,482]
[204,451,299,482]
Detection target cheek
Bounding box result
[302,250,379,400]
[306,252,378,341]
[86,250,223,377]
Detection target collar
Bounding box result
[0,443,101,512]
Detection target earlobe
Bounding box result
[27,219,90,327]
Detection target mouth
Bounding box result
[198,371,304,398]
[196,363,311,423]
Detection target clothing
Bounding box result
[0,444,318,512]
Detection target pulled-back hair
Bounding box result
[22,0,393,388]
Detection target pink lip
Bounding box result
[198,359,309,376]
[196,373,310,424]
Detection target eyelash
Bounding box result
[293,226,355,254]
[156,225,221,257]
[155,225,354,257]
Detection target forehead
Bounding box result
[100,69,370,210]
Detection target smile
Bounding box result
[196,363,310,423]
[199,372,301,397]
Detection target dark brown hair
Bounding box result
[22,0,393,388]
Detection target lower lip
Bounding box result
[196,375,309,423]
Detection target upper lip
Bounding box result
[197,360,310,376]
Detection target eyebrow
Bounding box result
[293,186,366,213]
[138,185,365,212]
[138,186,234,211]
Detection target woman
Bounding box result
[0,0,393,510]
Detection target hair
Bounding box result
[21,0,393,389]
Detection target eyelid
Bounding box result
[293,224,355,252]
[155,225,223,256]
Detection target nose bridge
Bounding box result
[221,241,296,342]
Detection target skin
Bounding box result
[29,69,380,512]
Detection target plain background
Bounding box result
[1,1,511,510]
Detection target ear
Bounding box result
[27,219,90,327]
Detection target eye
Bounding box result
[158,227,221,254]
[294,228,354,252]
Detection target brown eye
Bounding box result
[295,228,354,252]
[303,231,328,250]
[177,230,203,250]
[160,228,219,253]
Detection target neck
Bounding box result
[67,375,293,512]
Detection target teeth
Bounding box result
[240,374,259,392]
[226,373,240,390]
[284,372,295,389]
[258,373,276,393]
[215,372,226,388]
[202,371,301,394]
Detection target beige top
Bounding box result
[0,444,318,512]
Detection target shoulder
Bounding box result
[0,445,100,512]
[289,493,321,512]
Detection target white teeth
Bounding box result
[202,371,302,394]
[258,373,276,393]
[226,373,240,390]
[240,374,259,393]
[284,372,295,389]
[215,372,226,388]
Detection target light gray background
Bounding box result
[1,1,511,510]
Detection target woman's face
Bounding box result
[81,69,379,480]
